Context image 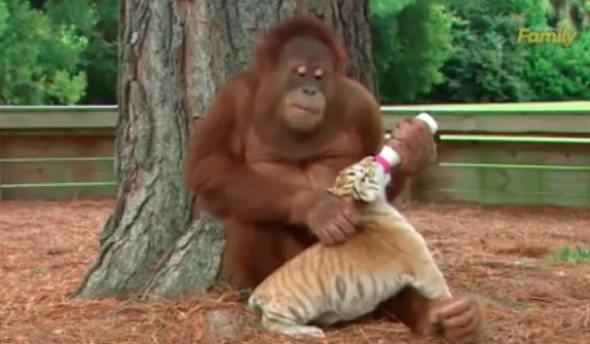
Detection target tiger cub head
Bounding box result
[328,156,384,204]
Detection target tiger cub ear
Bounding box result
[359,156,375,165]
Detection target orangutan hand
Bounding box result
[304,191,359,246]
[432,294,486,342]
[385,118,437,176]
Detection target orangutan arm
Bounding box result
[384,117,438,202]
[386,118,438,176]
[183,74,316,225]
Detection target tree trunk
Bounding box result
[73,0,377,300]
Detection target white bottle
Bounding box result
[373,112,439,187]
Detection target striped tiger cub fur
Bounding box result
[247,156,452,338]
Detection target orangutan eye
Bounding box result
[314,68,323,79]
[295,65,307,77]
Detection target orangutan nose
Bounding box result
[302,86,317,96]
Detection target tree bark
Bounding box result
[73,0,377,300]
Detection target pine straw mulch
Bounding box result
[1,199,589,344]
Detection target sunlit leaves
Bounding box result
[370,0,453,103]
[0,0,87,104]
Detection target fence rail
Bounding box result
[1,101,589,206]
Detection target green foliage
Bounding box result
[42,0,118,104]
[370,0,415,16]
[0,0,87,104]
[524,31,590,100]
[81,0,118,104]
[427,0,590,103]
[428,0,538,102]
[44,0,98,33]
[1,0,587,105]
[47,70,88,104]
[370,0,590,104]
[371,0,454,103]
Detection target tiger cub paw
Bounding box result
[263,321,326,339]
[285,325,326,338]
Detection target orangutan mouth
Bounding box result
[293,104,321,115]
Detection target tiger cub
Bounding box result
[247,156,452,338]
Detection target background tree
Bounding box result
[42,0,119,104]
[428,0,590,103]
[5,0,588,106]
[427,0,538,103]
[72,0,377,299]
[370,0,454,104]
[524,0,590,100]
[0,0,88,105]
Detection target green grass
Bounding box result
[548,243,590,263]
